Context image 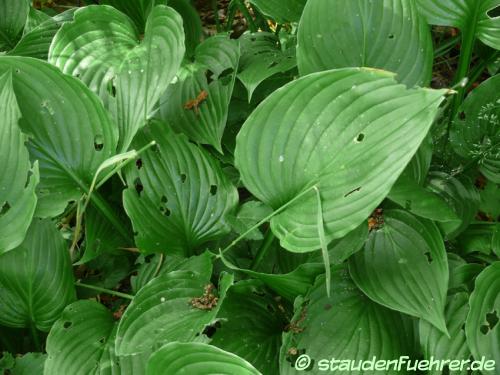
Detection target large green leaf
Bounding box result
[248,0,306,22]
[297,0,433,87]
[419,292,471,375]
[146,342,261,375]
[8,9,74,59]
[237,32,297,101]
[0,0,29,51]
[465,262,500,374]
[0,71,38,255]
[115,252,233,355]
[49,4,185,151]
[235,68,447,252]
[158,35,240,152]
[123,121,238,255]
[280,266,415,374]
[450,74,500,183]
[416,0,500,49]
[349,210,449,333]
[211,280,287,374]
[0,219,76,331]
[11,353,46,375]
[0,56,118,219]
[45,300,148,375]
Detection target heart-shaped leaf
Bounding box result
[349,210,449,333]
[211,280,286,374]
[0,71,38,255]
[249,0,306,22]
[146,342,261,375]
[419,292,471,374]
[158,34,240,152]
[280,266,415,374]
[123,121,238,255]
[49,4,185,151]
[0,219,76,331]
[450,74,500,183]
[465,262,500,374]
[0,0,29,51]
[0,56,119,219]
[298,0,433,87]
[416,0,500,50]
[45,300,148,375]
[115,252,233,355]
[235,68,447,252]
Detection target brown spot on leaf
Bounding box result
[190,283,218,310]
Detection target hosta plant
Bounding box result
[0,0,499,374]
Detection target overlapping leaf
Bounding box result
[235,68,447,252]
[146,342,261,375]
[280,266,415,374]
[158,35,239,152]
[49,4,185,151]
[0,0,29,51]
[248,0,306,22]
[0,71,38,255]
[450,74,500,182]
[0,219,76,331]
[349,210,449,333]
[416,0,500,49]
[298,0,433,87]
[123,121,238,255]
[102,0,167,32]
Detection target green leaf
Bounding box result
[0,0,29,51]
[168,0,202,57]
[402,134,433,185]
[237,32,297,101]
[297,0,433,87]
[146,342,261,375]
[0,71,38,255]
[416,0,500,50]
[235,68,447,252]
[427,172,480,239]
[419,292,471,375]
[8,10,74,59]
[0,219,76,331]
[123,121,238,255]
[466,262,500,374]
[450,74,500,183]
[158,34,240,152]
[45,300,148,375]
[349,210,449,333]
[0,56,118,219]
[11,352,46,375]
[248,0,306,22]
[457,222,500,255]
[115,252,233,355]
[280,266,415,374]
[102,0,167,32]
[227,201,273,241]
[479,180,500,219]
[49,4,185,151]
[211,280,286,374]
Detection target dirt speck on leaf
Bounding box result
[191,283,218,310]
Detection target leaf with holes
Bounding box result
[49,4,185,151]
[45,300,149,375]
[115,252,233,355]
[0,56,118,220]
[450,74,500,183]
[238,32,297,101]
[280,266,415,374]
[419,292,471,374]
[0,0,29,51]
[158,34,240,152]
[0,71,38,255]
[416,0,500,50]
[235,68,447,252]
[123,121,238,255]
[465,262,500,373]
[349,210,449,333]
[146,342,261,375]
[211,280,286,374]
[0,219,76,331]
[297,0,433,87]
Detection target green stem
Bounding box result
[237,0,257,33]
[465,51,500,92]
[75,282,134,300]
[225,1,238,32]
[218,184,317,256]
[30,324,41,352]
[434,35,460,58]
[212,0,221,32]
[251,229,275,270]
